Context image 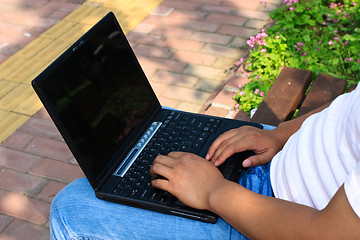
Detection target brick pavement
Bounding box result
[0,0,282,239]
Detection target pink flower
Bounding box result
[275,36,279,39]
[248,62,252,66]
[290,7,294,11]
[238,84,242,88]
[240,91,245,96]
[328,41,334,45]
[255,76,260,79]
[261,48,267,53]
[302,52,307,56]
[260,92,264,97]
[266,54,269,58]
[322,22,327,25]
[343,41,349,46]
[318,41,322,44]
[254,89,260,94]
[349,58,354,62]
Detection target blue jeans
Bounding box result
[50,125,275,240]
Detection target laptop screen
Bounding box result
[35,14,159,186]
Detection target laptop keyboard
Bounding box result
[113,111,229,204]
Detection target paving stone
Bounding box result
[32,107,52,121]
[37,181,67,203]
[205,13,247,26]
[212,88,238,106]
[0,168,47,196]
[176,101,203,113]
[162,85,211,104]
[222,0,261,10]
[204,105,229,117]
[172,50,216,66]
[134,44,174,59]
[218,25,258,38]
[131,23,156,33]
[162,38,204,51]
[138,56,187,73]
[0,214,13,233]
[190,32,232,45]
[195,79,220,93]
[202,43,242,58]
[161,0,200,10]
[151,71,199,88]
[0,131,34,150]
[245,19,269,29]
[1,219,49,240]
[183,20,221,32]
[0,113,29,146]
[158,97,179,109]
[226,75,250,89]
[142,15,187,28]
[24,137,73,162]
[151,27,194,38]
[30,158,84,183]
[230,36,249,48]
[0,191,50,225]
[199,4,233,14]
[19,117,61,140]
[168,9,207,21]
[183,65,227,81]
[234,9,271,21]
[0,147,43,172]
[127,32,165,46]
[148,81,168,96]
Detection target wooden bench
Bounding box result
[249,67,355,126]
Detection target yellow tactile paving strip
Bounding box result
[0,0,163,143]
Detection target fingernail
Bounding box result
[214,160,219,166]
[205,154,210,160]
[243,159,251,168]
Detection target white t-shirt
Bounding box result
[270,84,360,217]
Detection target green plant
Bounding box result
[234,0,360,114]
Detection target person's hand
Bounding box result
[206,126,284,168]
[150,152,227,210]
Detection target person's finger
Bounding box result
[242,150,273,168]
[153,154,176,167]
[212,139,254,166]
[150,157,174,178]
[151,178,170,192]
[206,129,238,160]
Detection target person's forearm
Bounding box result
[207,181,359,240]
[272,103,330,146]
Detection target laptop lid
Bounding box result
[32,12,161,190]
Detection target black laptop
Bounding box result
[32,12,262,223]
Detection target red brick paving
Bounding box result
[0,0,283,239]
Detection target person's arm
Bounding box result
[151,152,360,240]
[206,102,331,168]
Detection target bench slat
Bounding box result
[296,73,347,117]
[251,67,312,126]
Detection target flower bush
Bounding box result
[234,0,360,114]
